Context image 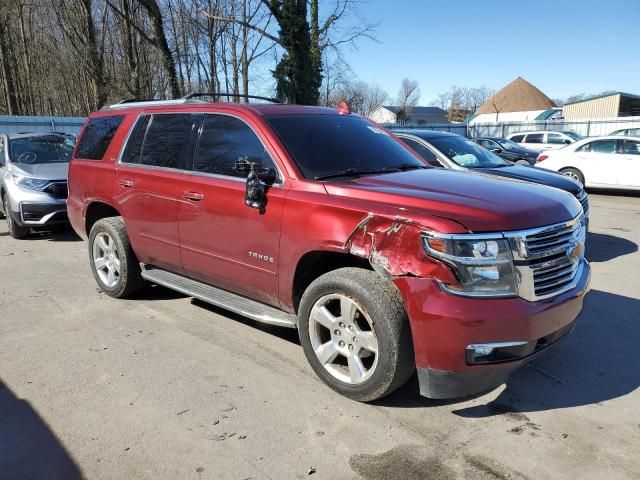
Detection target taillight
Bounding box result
[537,155,548,162]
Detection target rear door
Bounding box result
[618,139,640,188]
[178,113,286,305]
[573,139,619,186]
[114,113,200,273]
[522,133,545,151]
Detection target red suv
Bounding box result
[67,97,590,402]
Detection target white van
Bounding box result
[507,131,583,152]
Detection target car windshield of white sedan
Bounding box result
[563,131,584,141]
[9,135,75,164]
[429,136,507,168]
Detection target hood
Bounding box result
[324,169,581,232]
[9,162,69,181]
[482,165,582,194]
[510,147,538,157]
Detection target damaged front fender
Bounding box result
[345,214,458,282]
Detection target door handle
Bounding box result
[183,192,204,201]
[119,179,134,188]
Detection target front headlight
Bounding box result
[422,233,517,297]
[13,175,51,191]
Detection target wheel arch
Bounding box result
[291,250,372,314]
[85,201,122,235]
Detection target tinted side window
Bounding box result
[510,134,524,142]
[76,115,124,160]
[141,114,199,170]
[195,114,276,178]
[121,115,150,164]
[547,133,565,144]
[578,139,617,153]
[623,140,640,155]
[401,137,442,167]
[525,134,544,144]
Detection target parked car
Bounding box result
[537,136,640,190]
[471,137,538,165]
[610,127,640,137]
[393,130,589,220]
[68,97,589,402]
[507,130,583,152]
[0,132,74,238]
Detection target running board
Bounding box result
[140,265,297,329]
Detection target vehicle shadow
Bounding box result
[0,381,83,479]
[26,227,81,242]
[586,232,637,263]
[191,298,301,346]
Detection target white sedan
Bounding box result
[537,136,640,190]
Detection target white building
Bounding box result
[369,106,448,124]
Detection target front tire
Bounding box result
[560,167,585,186]
[88,217,144,298]
[3,195,30,239]
[298,268,415,402]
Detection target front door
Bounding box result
[178,113,286,306]
[114,113,200,273]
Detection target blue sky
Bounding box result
[340,0,640,104]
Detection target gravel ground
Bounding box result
[0,192,638,480]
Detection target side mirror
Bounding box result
[244,164,266,210]
[491,148,503,153]
[563,139,572,145]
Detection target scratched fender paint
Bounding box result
[345,214,457,282]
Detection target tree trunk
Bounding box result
[138,0,181,99]
[0,20,19,115]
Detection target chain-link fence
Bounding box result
[384,116,640,139]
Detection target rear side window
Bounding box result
[121,115,150,164]
[76,115,124,160]
[195,114,276,178]
[510,134,524,142]
[547,133,565,144]
[525,134,544,144]
[577,139,617,153]
[401,137,442,167]
[140,114,199,170]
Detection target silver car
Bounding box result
[0,132,74,238]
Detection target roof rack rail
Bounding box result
[182,92,281,104]
[116,98,160,104]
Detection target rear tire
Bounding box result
[298,267,415,402]
[560,167,585,186]
[88,217,144,298]
[515,159,530,166]
[3,195,30,239]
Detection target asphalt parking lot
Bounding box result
[1,192,639,480]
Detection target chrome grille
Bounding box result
[506,215,586,301]
[575,190,589,215]
[44,181,68,200]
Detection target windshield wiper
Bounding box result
[315,168,393,180]
[384,163,429,171]
[315,163,428,181]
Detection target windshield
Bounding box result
[563,131,583,141]
[429,136,508,168]
[9,134,75,164]
[495,138,522,150]
[265,115,426,180]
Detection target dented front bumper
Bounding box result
[393,262,590,399]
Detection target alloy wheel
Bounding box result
[564,171,581,183]
[308,293,379,385]
[92,232,121,288]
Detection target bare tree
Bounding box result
[328,79,388,116]
[396,78,419,120]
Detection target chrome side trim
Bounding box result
[140,264,297,328]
